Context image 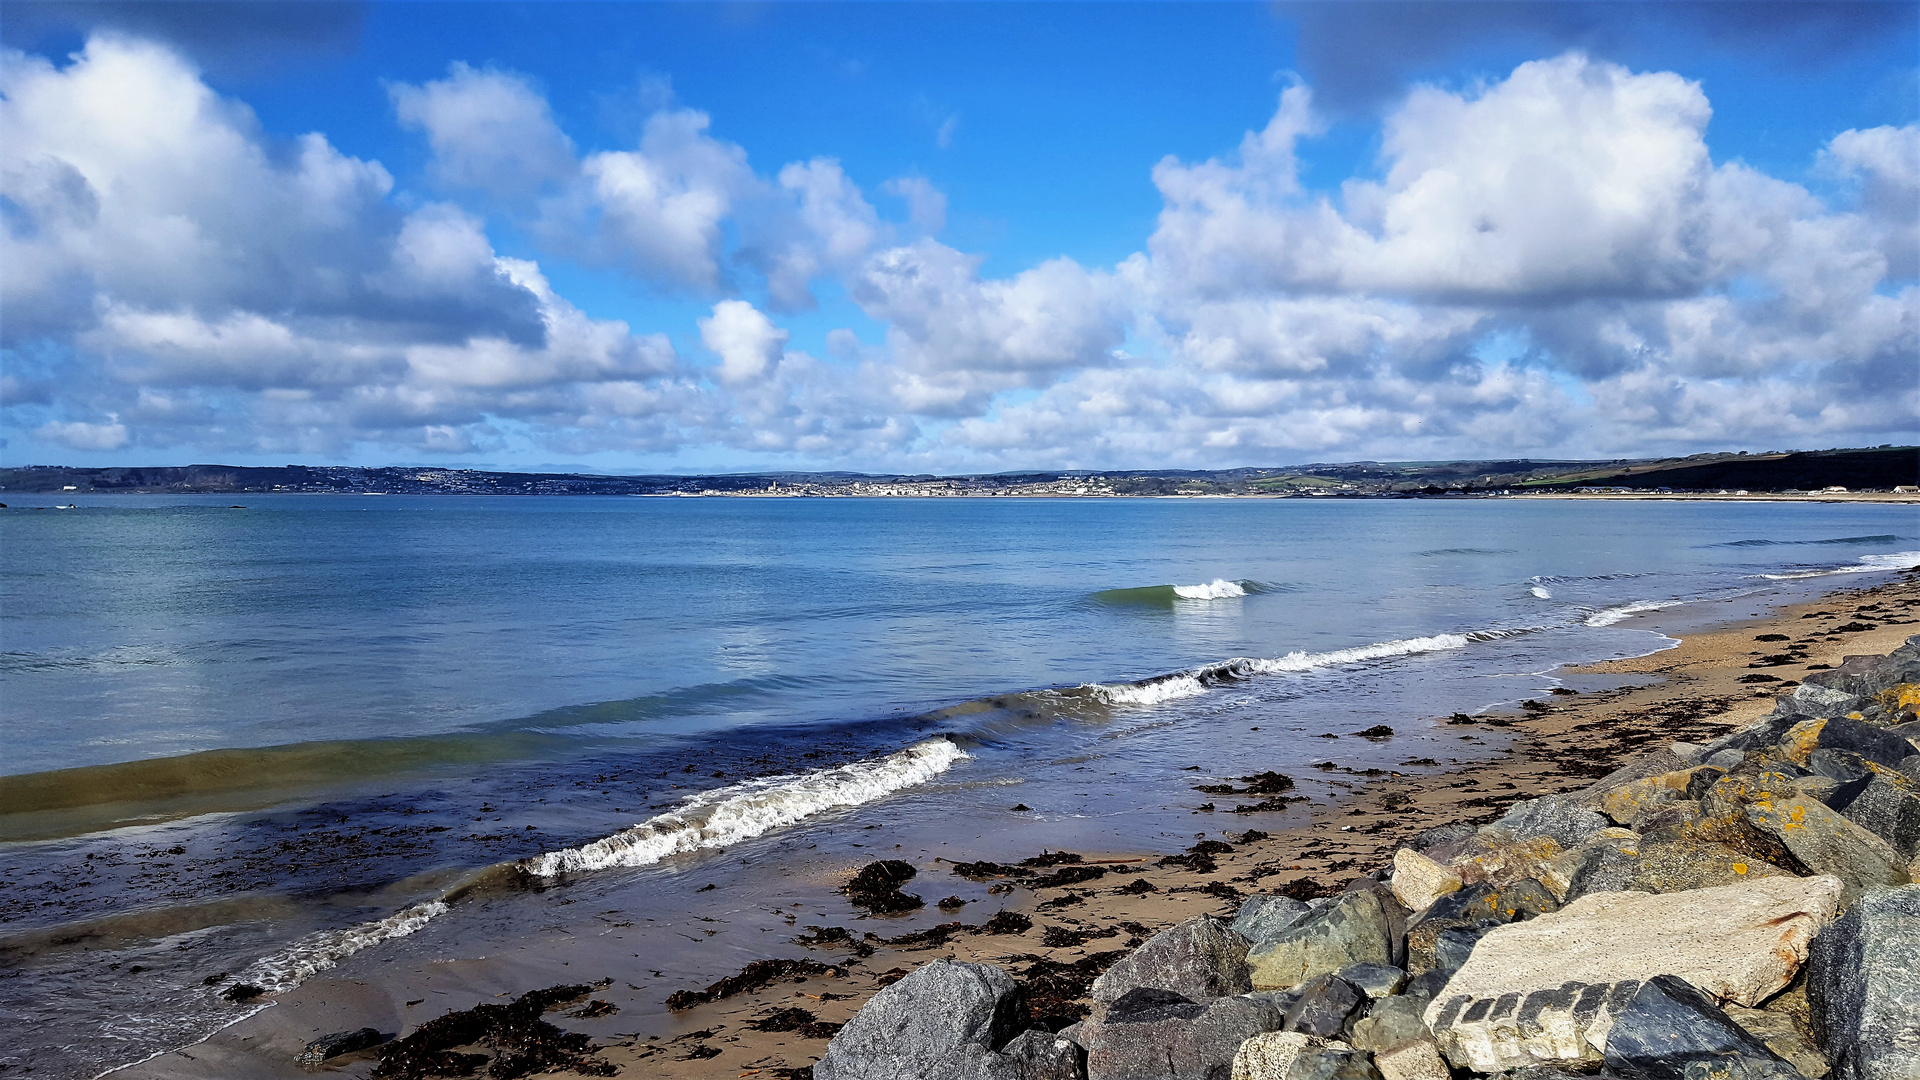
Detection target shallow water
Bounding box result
[1,494,1914,1075]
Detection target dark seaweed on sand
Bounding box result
[842,859,924,913]
[665,959,846,1011]
[372,983,614,1079]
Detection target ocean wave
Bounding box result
[1710,533,1901,548]
[521,737,966,877]
[1416,547,1516,557]
[236,900,449,994]
[1530,584,1553,599]
[1083,628,1541,705]
[1172,578,1248,600]
[1761,551,1920,580]
[1585,599,1685,626]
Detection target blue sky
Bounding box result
[3,1,1915,473]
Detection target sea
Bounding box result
[1,493,1914,1076]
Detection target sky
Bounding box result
[1,1,1915,474]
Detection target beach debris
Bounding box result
[295,1027,385,1065]
[666,959,845,1011]
[841,859,924,914]
[370,983,611,1079]
[980,910,1034,935]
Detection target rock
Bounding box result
[1723,1003,1828,1078]
[1808,883,1920,1080]
[1811,749,1877,783]
[1447,834,1567,892]
[1818,717,1918,769]
[1639,809,1809,876]
[1083,987,1283,1080]
[1284,1047,1383,1080]
[1426,878,1559,923]
[1428,921,1500,976]
[1408,822,1476,854]
[1699,714,1803,760]
[1428,978,1638,1071]
[1372,1041,1448,1080]
[1280,975,1362,1038]
[814,960,1030,1080]
[295,1027,384,1065]
[1799,775,1846,804]
[1707,748,1750,770]
[1248,890,1397,991]
[1805,647,1920,700]
[1561,841,1643,903]
[1602,974,1801,1080]
[1388,849,1460,915]
[1633,801,1707,837]
[1791,684,1867,721]
[1349,995,1431,1053]
[1582,748,1692,804]
[1487,795,1610,849]
[1331,964,1405,999]
[1744,795,1911,902]
[1235,896,1313,946]
[1626,840,1794,893]
[1092,916,1252,1008]
[1601,770,1708,828]
[1230,1032,1319,1080]
[1000,1028,1087,1080]
[1828,774,1920,858]
[1426,875,1844,1024]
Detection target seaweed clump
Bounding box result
[372,984,613,1079]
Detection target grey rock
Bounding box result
[1829,773,1920,858]
[1816,717,1917,769]
[295,1028,384,1065]
[1486,794,1610,849]
[1792,683,1867,721]
[1332,963,1406,999]
[1700,713,1803,759]
[1603,974,1800,1080]
[1000,1028,1087,1080]
[1745,795,1910,903]
[1283,1047,1383,1080]
[1805,648,1920,700]
[1349,995,1433,1053]
[1581,748,1691,805]
[1092,916,1252,1007]
[1281,974,1362,1038]
[1428,921,1500,976]
[1724,1003,1829,1079]
[814,960,1030,1080]
[1563,840,1645,903]
[1084,987,1283,1080]
[1429,979,1637,1071]
[1408,822,1477,854]
[1800,775,1845,805]
[1343,880,1409,968]
[1627,840,1795,893]
[1811,749,1876,783]
[1235,896,1313,946]
[1707,748,1751,770]
[1808,883,1920,1080]
[1249,890,1399,991]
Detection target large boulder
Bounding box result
[999,1028,1087,1080]
[1285,1047,1383,1080]
[1279,974,1362,1038]
[1083,987,1282,1080]
[1828,773,1920,859]
[1817,717,1919,769]
[1248,888,1398,991]
[1486,794,1610,849]
[1804,645,1920,701]
[1425,874,1844,1032]
[1092,916,1252,1009]
[1388,848,1461,915]
[813,960,1031,1080]
[1229,1032,1319,1080]
[1371,1041,1448,1080]
[1743,795,1910,903]
[1601,974,1802,1080]
[1428,978,1640,1072]
[1625,840,1795,893]
[1234,896,1312,946]
[1808,884,1920,1080]
[1723,1004,1830,1078]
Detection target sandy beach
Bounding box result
[112,565,1920,1080]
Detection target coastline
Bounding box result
[113,566,1920,1080]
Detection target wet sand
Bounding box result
[117,569,1920,1080]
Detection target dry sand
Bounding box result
[121,571,1920,1079]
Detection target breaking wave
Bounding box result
[236,901,449,994]
[1173,578,1248,600]
[1762,551,1920,580]
[1530,584,1553,599]
[1083,628,1538,706]
[521,737,967,877]
[1585,599,1686,626]
[1710,534,1901,548]
[1093,579,1280,607]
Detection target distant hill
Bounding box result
[1,445,1913,496]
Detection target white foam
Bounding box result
[1762,551,1920,580]
[1585,599,1685,627]
[1172,578,1248,600]
[522,738,966,877]
[1248,633,1476,673]
[236,900,448,994]
[1530,585,1553,599]
[1089,674,1211,705]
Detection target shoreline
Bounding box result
[114,565,1920,1079]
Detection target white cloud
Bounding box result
[699,300,787,385]
[34,418,128,452]
[389,63,576,198]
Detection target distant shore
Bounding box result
[119,566,1920,1079]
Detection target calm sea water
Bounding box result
[1,494,1914,1075]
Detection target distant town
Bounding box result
[2,445,1914,499]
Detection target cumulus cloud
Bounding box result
[390,63,576,199]
[2,36,684,455]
